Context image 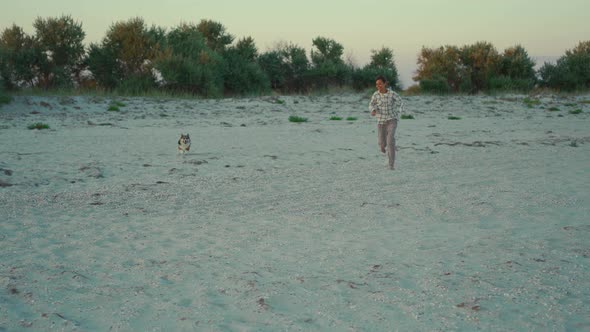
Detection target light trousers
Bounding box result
[377,119,398,168]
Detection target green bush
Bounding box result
[87,43,122,90]
[154,23,224,97]
[288,115,308,123]
[258,51,286,90]
[308,37,352,90]
[0,24,43,89]
[222,47,269,95]
[346,117,357,121]
[33,16,86,89]
[569,109,583,114]
[420,76,451,94]
[488,76,535,92]
[27,122,50,130]
[523,97,541,105]
[329,116,342,120]
[116,73,157,95]
[448,116,461,120]
[401,114,415,119]
[539,41,590,91]
[352,66,381,91]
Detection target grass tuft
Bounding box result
[523,97,541,108]
[523,97,541,105]
[401,114,415,120]
[288,115,308,123]
[346,117,357,121]
[569,109,583,114]
[271,97,285,104]
[448,116,462,120]
[329,116,342,120]
[107,100,126,112]
[27,122,50,130]
[548,106,560,112]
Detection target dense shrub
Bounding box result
[222,53,269,95]
[222,37,269,95]
[489,45,536,92]
[86,43,122,90]
[498,45,536,81]
[488,76,535,92]
[415,42,536,93]
[352,47,401,91]
[307,37,351,89]
[258,51,286,90]
[196,19,234,53]
[420,75,451,94]
[352,66,381,91]
[415,45,463,92]
[33,15,86,89]
[116,73,157,95]
[0,25,43,89]
[460,42,501,93]
[284,45,311,93]
[539,41,590,91]
[154,23,223,96]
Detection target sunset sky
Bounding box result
[1,0,588,87]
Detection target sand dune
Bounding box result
[1,93,589,330]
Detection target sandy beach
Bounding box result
[1,93,589,330]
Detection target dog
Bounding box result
[178,134,191,153]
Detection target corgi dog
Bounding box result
[178,134,191,153]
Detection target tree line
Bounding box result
[1,15,589,97]
[0,16,399,97]
[414,41,590,94]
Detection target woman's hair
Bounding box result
[375,75,387,83]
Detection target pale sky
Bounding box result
[1,0,588,88]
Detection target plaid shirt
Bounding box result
[369,89,404,124]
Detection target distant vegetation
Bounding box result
[0,16,400,97]
[27,122,50,130]
[415,43,536,94]
[107,100,125,111]
[288,116,308,123]
[412,41,590,94]
[0,15,588,97]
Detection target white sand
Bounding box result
[1,93,589,330]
